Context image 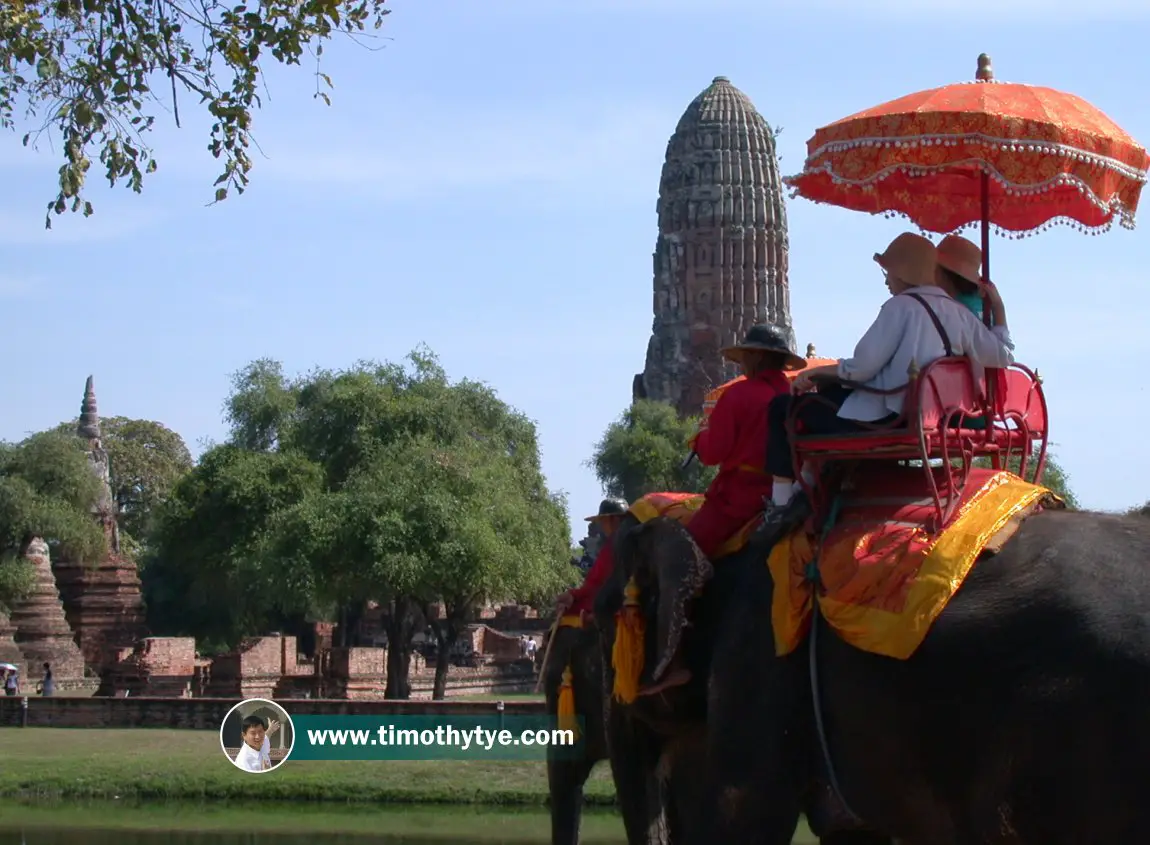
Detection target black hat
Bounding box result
[720,323,806,371]
[584,497,628,522]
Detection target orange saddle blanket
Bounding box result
[628,491,761,558]
[769,466,1064,660]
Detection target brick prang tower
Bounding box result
[633,76,792,417]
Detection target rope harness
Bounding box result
[805,493,864,826]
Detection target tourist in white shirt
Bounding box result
[759,231,1015,533]
[233,715,275,772]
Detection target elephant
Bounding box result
[602,502,1150,845]
[541,619,610,845]
[542,614,705,845]
[593,513,892,845]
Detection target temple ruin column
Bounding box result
[634,76,792,417]
[0,612,23,665]
[52,376,148,685]
[9,537,87,682]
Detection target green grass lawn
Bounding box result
[0,728,615,805]
[0,800,630,841]
[0,728,818,843]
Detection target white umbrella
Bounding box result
[0,663,18,672]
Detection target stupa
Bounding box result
[633,76,793,417]
[52,376,148,679]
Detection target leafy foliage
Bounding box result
[0,430,105,560]
[55,416,193,543]
[0,430,106,610]
[147,347,572,694]
[99,417,193,540]
[0,551,35,614]
[0,0,390,228]
[224,358,298,453]
[589,399,717,503]
[142,444,323,647]
[973,452,1079,509]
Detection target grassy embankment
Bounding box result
[0,728,819,842]
[0,800,631,842]
[0,728,614,805]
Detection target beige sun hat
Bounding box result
[873,232,938,289]
[936,234,984,287]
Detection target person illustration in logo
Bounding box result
[233,714,282,772]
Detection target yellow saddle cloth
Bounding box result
[628,491,761,558]
[769,466,1064,660]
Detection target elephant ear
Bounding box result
[611,514,647,583]
[638,518,714,684]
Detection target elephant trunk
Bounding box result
[650,521,714,683]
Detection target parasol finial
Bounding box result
[976,53,994,82]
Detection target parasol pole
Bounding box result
[980,172,992,325]
[976,53,1001,429]
[976,53,994,327]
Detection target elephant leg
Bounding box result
[547,754,599,845]
[699,600,809,844]
[606,703,666,844]
[696,689,804,845]
[659,729,707,844]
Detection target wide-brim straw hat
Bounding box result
[585,498,628,522]
[873,232,938,289]
[936,234,984,287]
[720,323,806,371]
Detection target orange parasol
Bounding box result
[783,53,1150,306]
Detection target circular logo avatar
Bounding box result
[220,697,295,773]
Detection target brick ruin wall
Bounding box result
[76,627,541,701]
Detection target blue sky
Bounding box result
[2,0,1148,543]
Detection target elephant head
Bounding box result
[600,514,715,694]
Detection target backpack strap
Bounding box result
[905,292,954,357]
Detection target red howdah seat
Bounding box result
[786,357,1049,527]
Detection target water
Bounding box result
[0,802,628,845]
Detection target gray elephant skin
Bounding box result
[542,617,704,845]
[602,503,1150,845]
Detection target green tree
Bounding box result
[55,416,193,545]
[252,353,571,699]
[589,399,717,503]
[148,348,571,697]
[0,430,105,611]
[1,0,390,228]
[973,452,1079,509]
[225,358,298,452]
[143,444,323,650]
